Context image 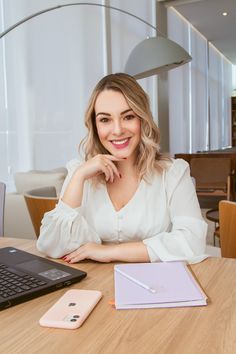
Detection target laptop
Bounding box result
[0,247,87,310]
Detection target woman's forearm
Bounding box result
[112,242,150,262]
[61,170,85,208]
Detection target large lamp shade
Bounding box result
[125,37,192,79]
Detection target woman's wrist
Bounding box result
[73,166,88,183]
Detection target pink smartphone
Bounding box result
[39,289,102,329]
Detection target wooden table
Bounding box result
[1,238,236,354]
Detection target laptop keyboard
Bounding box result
[0,264,47,298]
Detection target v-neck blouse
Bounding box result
[37,158,208,264]
[104,179,144,214]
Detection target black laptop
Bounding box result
[0,247,87,310]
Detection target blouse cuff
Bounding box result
[55,200,83,220]
[143,240,160,262]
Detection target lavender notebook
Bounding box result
[114,262,207,309]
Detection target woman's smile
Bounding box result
[110,138,131,149]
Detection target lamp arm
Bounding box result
[0,2,163,39]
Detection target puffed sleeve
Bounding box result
[36,159,101,258]
[143,159,208,264]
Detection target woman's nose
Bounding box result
[112,120,123,135]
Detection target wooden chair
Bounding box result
[0,181,6,237]
[190,157,233,200]
[219,200,236,258]
[24,186,58,238]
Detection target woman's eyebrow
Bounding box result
[120,109,133,115]
[95,112,111,117]
[95,108,133,117]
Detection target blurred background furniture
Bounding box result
[190,157,232,200]
[219,200,236,258]
[0,182,6,236]
[24,186,59,238]
[206,209,220,246]
[4,167,67,239]
[175,152,235,208]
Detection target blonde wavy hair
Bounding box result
[80,73,167,181]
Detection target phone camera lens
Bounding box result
[73,315,80,318]
[68,302,76,307]
[70,318,77,322]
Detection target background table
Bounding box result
[206,208,219,223]
[1,238,236,354]
[206,208,220,246]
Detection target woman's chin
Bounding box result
[113,151,129,159]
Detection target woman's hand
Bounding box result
[62,243,116,263]
[62,154,124,208]
[76,154,124,183]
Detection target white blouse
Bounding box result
[37,158,208,264]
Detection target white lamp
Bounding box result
[0,2,192,79]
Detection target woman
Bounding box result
[37,73,207,264]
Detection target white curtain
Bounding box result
[167,8,190,155]
[208,44,223,150]
[0,0,157,190]
[190,28,208,152]
[209,44,232,149]
[167,7,232,156]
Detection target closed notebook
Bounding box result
[114,262,207,309]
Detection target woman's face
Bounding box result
[94,90,141,160]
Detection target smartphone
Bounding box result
[39,289,102,329]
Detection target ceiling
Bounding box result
[158,0,236,64]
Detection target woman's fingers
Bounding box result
[103,160,121,181]
[105,164,114,183]
[102,155,122,180]
[78,154,124,182]
[64,248,85,263]
[69,253,85,263]
[102,164,111,182]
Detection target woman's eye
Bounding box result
[124,115,135,120]
[99,117,109,123]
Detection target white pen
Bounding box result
[115,267,156,294]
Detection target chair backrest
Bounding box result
[219,200,236,258]
[24,186,58,238]
[190,157,232,184]
[0,182,6,237]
